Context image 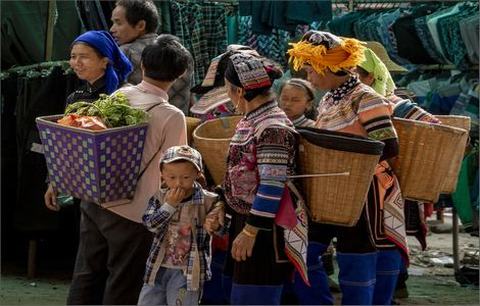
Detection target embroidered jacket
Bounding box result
[292,114,316,128]
[315,76,397,141]
[388,95,440,123]
[142,182,218,291]
[224,100,297,229]
[315,76,408,259]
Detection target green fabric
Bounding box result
[156,0,172,33]
[267,1,296,32]
[452,152,477,226]
[1,1,48,68]
[359,48,396,96]
[327,11,365,37]
[1,1,82,69]
[0,61,72,80]
[437,3,478,68]
[286,1,332,25]
[250,1,272,34]
[227,15,238,45]
[243,1,332,34]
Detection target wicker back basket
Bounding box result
[436,115,471,132]
[36,115,148,205]
[392,118,468,202]
[435,115,471,193]
[186,117,201,145]
[297,128,384,227]
[193,116,242,185]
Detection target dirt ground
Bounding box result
[1,214,478,305]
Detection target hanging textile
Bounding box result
[237,16,291,68]
[459,14,479,65]
[156,0,173,33]
[170,0,236,84]
[239,0,332,34]
[7,64,80,232]
[392,5,438,64]
[326,2,479,68]
[74,0,114,31]
[1,1,82,69]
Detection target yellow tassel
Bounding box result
[288,37,366,75]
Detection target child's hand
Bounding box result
[204,215,220,235]
[204,204,225,235]
[165,187,186,208]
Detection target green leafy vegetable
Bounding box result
[65,92,149,128]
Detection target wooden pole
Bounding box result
[27,240,37,279]
[45,0,56,61]
[452,208,460,273]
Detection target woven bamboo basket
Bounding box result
[392,118,468,202]
[435,115,471,193]
[436,115,471,132]
[186,117,201,145]
[36,115,148,205]
[297,128,384,227]
[193,116,242,185]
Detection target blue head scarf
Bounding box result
[73,30,133,94]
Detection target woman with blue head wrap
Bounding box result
[67,30,132,103]
[47,30,134,211]
[44,30,137,305]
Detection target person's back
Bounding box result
[110,35,192,223]
[111,0,194,114]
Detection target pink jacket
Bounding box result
[107,81,187,222]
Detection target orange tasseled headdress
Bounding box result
[288,30,366,76]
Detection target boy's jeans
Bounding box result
[138,267,200,305]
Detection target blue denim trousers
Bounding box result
[137,267,200,306]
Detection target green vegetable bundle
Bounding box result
[64,92,149,128]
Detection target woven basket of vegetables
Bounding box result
[36,93,149,205]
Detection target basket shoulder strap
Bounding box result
[136,103,164,180]
[254,120,298,140]
[146,102,162,112]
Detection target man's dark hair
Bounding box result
[116,0,159,33]
[142,36,192,82]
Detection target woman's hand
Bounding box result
[165,187,186,208]
[204,204,225,235]
[44,184,59,211]
[231,225,258,261]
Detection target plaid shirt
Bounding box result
[142,183,219,291]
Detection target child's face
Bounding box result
[279,84,311,120]
[161,162,199,196]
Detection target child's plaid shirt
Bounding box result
[142,182,223,291]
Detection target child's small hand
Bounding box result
[204,204,225,235]
[204,215,220,235]
[165,187,186,207]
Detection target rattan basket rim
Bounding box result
[193,115,242,141]
[36,115,149,135]
[393,117,467,134]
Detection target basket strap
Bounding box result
[253,120,298,140]
[136,103,164,180]
[146,103,162,112]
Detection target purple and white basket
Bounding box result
[36,115,148,205]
